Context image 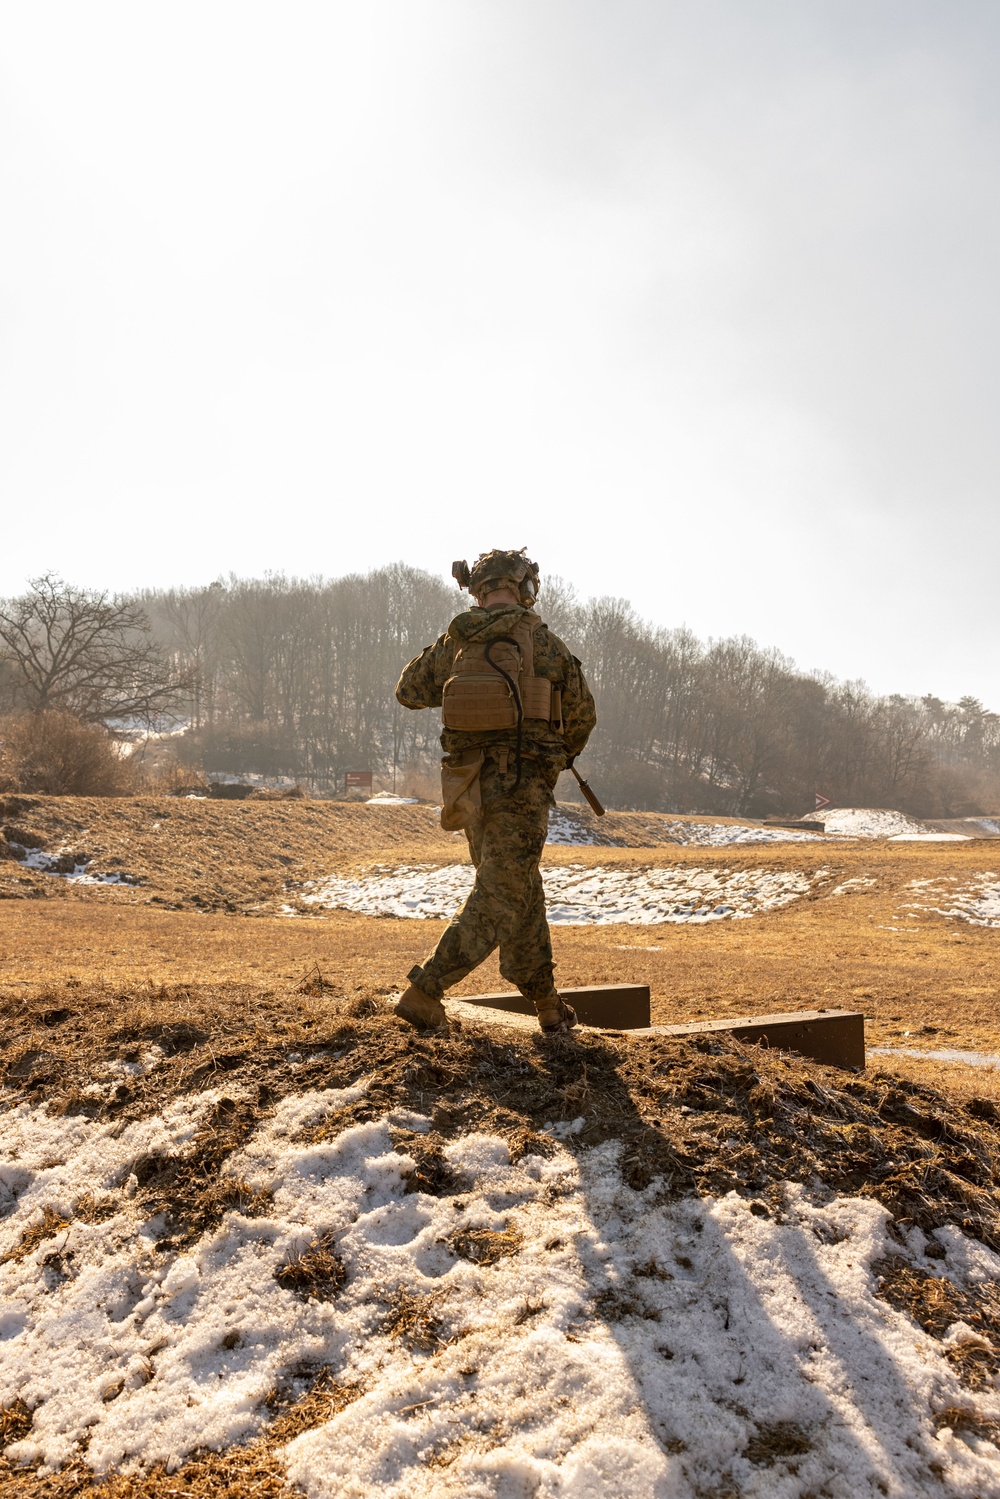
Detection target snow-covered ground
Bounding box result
[830,876,878,897]
[20,849,135,886]
[546,804,976,848]
[545,808,607,846]
[1,1086,997,1496]
[295,864,823,924]
[661,821,823,847]
[545,808,824,848]
[905,876,1000,928]
[814,809,928,838]
[889,834,971,843]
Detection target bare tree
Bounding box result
[0,574,185,726]
[144,581,225,729]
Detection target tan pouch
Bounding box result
[520,675,552,720]
[440,751,485,831]
[441,673,517,730]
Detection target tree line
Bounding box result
[1,569,998,815]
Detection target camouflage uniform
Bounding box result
[396,602,596,1003]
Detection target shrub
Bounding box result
[0,711,136,796]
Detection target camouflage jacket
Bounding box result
[396,604,596,769]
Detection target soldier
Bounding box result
[393,549,597,1033]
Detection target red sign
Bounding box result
[345,771,374,793]
[815,792,832,811]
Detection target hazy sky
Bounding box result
[3,2,998,705]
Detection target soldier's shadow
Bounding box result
[525,1032,946,1496]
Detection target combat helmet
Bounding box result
[452,548,540,607]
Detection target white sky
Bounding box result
[2,1,998,706]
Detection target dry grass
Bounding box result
[1,1208,71,1265]
[2,836,999,1060]
[264,1365,361,1443]
[0,793,462,914]
[0,1401,33,1450]
[274,1233,347,1302]
[448,1225,524,1265]
[931,1406,1000,1445]
[378,1287,450,1353]
[742,1420,812,1466]
[72,1195,118,1225]
[874,1255,1000,1391]
[0,1442,293,1497]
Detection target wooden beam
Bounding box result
[459,984,651,1029]
[454,991,865,1070]
[657,1009,865,1070]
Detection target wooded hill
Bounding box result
[1,569,997,816]
[142,569,997,817]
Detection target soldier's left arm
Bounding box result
[535,627,596,757]
[560,652,597,758]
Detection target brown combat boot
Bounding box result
[395,983,447,1029]
[534,991,578,1034]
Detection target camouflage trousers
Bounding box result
[408,756,558,1004]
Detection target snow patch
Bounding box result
[830,876,878,896]
[1,1097,999,1494]
[545,808,824,847]
[545,808,607,846]
[904,875,1000,927]
[20,849,136,886]
[295,864,824,924]
[661,821,823,847]
[889,833,971,843]
[870,1045,1000,1070]
[814,808,927,838]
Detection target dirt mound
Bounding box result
[3,982,999,1249]
[5,983,1000,1487]
[4,983,1000,1493]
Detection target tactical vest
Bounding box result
[441,612,563,733]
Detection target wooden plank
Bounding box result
[658,1009,865,1070]
[459,984,651,1029]
[762,819,826,832]
[454,992,864,1069]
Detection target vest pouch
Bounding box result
[440,750,485,831]
[520,676,552,720]
[441,673,517,731]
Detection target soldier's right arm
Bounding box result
[395,633,455,709]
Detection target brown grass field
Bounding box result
[1,794,999,1099]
